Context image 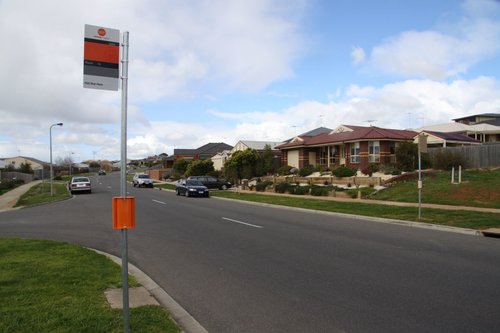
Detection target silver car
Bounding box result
[68,176,91,194]
[133,173,154,188]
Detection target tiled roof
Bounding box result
[421,131,481,143]
[277,126,417,149]
[174,143,233,157]
[453,113,500,121]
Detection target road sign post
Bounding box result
[84,25,133,333]
[417,133,427,221]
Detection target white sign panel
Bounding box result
[83,24,120,91]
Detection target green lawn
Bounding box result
[15,182,70,207]
[371,169,500,208]
[0,238,180,333]
[211,191,500,229]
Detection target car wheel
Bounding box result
[133,183,136,187]
[176,189,180,196]
[221,184,228,190]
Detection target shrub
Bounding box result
[299,164,316,177]
[332,166,357,178]
[431,150,466,170]
[256,180,273,192]
[396,142,418,171]
[288,185,310,195]
[310,185,332,196]
[361,167,373,177]
[277,165,293,176]
[274,182,291,193]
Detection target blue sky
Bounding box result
[0,0,499,162]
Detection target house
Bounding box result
[231,140,283,153]
[211,150,232,171]
[276,125,417,170]
[2,156,47,170]
[417,113,500,143]
[415,131,482,148]
[452,113,500,125]
[210,140,284,171]
[165,142,233,168]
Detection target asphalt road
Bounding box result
[1,172,500,332]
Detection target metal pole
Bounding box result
[418,152,422,221]
[120,30,130,333]
[50,126,53,196]
[49,123,63,196]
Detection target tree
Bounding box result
[19,161,33,174]
[396,142,418,172]
[255,145,276,176]
[224,149,260,182]
[185,159,215,176]
[172,158,190,177]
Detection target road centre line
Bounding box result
[152,199,167,205]
[221,217,263,229]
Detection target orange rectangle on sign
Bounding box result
[112,197,135,229]
[84,41,120,64]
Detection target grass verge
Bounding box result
[211,191,500,230]
[372,169,500,208]
[0,238,180,333]
[15,182,71,207]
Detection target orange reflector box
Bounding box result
[112,197,135,229]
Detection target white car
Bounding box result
[133,173,154,188]
[68,176,92,194]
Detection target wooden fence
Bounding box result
[427,143,500,169]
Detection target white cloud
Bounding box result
[0,0,306,161]
[361,0,500,80]
[351,46,366,64]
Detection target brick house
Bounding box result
[276,125,418,170]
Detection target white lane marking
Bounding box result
[153,199,166,205]
[221,217,263,229]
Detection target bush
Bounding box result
[299,164,317,177]
[274,182,291,193]
[310,185,332,196]
[289,185,310,195]
[277,165,293,176]
[332,166,357,178]
[432,150,466,170]
[256,180,273,192]
[0,179,25,194]
[361,167,373,177]
[396,142,418,172]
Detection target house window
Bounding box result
[368,141,380,162]
[319,147,327,164]
[350,142,360,163]
[329,146,337,164]
[389,142,397,163]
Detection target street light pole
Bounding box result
[50,123,63,196]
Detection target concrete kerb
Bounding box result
[211,196,483,237]
[91,248,208,333]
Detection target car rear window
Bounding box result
[73,177,89,182]
[138,175,150,179]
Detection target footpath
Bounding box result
[0,180,42,213]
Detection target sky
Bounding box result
[1,0,499,163]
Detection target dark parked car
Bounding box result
[187,176,231,190]
[176,179,209,197]
[98,169,106,175]
[68,176,91,194]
